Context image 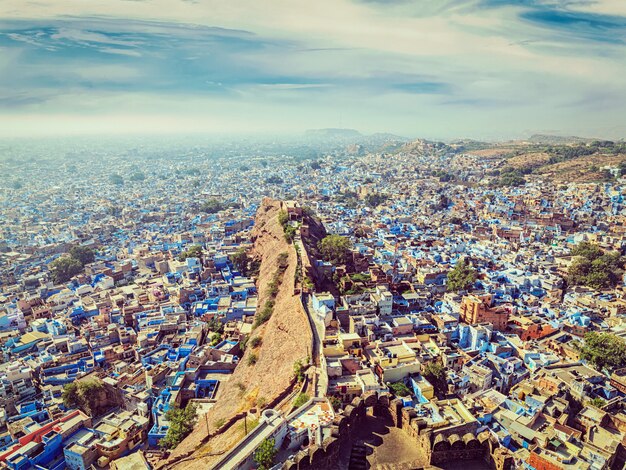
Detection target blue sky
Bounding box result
[0,0,625,139]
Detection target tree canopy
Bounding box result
[423,361,447,395]
[159,403,198,449]
[229,247,260,277]
[568,242,624,289]
[109,174,124,185]
[446,258,477,292]
[179,245,203,262]
[253,438,278,470]
[278,210,289,228]
[62,379,105,415]
[129,171,146,181]
[364,193,389,207]
[579,332,626,372]
[230,246,248,272]
[265,175,284,184]
[199,198,226,214]
[571,241,604,261]
[293,392,310,408]
[318,234,352,265]
[69,246,95,266]
[389,381,411,397]
[50,245,96,283]
[50,256,83,284]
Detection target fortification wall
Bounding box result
[282,391,515,470]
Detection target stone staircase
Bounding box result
[348,442,368,470]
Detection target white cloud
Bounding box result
[0,0,624,138]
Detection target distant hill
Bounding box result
[491,140,626,184]
[302,129,411,156]
[448,139,491,152]
[369,132,408,141]
[305,128,362,138]
[527,134,596,145]
[396,138,450,155]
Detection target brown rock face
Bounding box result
[162,198,312,469]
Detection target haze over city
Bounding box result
[4,2,626,470]
[1,0,626,140]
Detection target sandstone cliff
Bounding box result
[162,198,312,469]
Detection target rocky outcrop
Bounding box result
[161,198,312,469]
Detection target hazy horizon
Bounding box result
[0,129,621,146]
[1,0,626,140]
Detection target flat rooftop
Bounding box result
[288,400,334,435]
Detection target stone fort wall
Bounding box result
[282,391,514,470]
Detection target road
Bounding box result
[295,234,327,397]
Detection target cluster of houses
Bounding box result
[3,140,626,469]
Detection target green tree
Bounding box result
[230,247,249,273]
[293,392,310,408]
[389,381,411,397]
[129,171,146,181]
[568,257,592,286]
[446,258,477,292]
[318,234,352,265]
[579,332,626,372]
[50,256,83,283]
[364,193,389,207]
[240,335,250,352]
[62,382,80,409]
[589,397,606,409]
[423,362,447,394]
[571,241,604,261]
[284,225,296,243]
[497,169,526,187]
[61,379,105,415]
[210,332,222,346]
[293,359,305,382]
[253,438,277,470]
[179,245,203,261]
[248,353,258,366]
[109,174,124,185]
[568,242,624,289]
[278,210,289,228]
[69,245,95,266]
[199,199,225,214]
[160,403,198,449]
[254,301,274,328]
[207,317,224,334]
[329,396,343,411]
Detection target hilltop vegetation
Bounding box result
[482,140,626,184]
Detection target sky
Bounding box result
[0,0,625,140]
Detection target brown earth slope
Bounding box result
[161,198,312,469]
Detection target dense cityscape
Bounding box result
[1,134,626,469]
